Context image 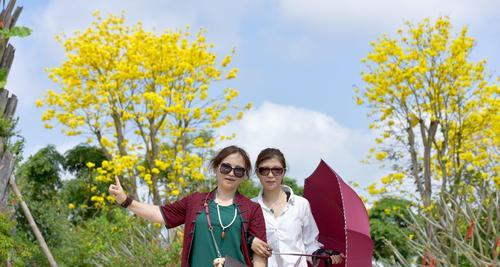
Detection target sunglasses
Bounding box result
[219,163,246,178]
[257,167,285,176]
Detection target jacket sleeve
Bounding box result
[160,194,191,228]
[248,203,267,242]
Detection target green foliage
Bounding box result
[61,144,109,222]
[0,26,32,39]
[16,145,64,201]
[0,68,8,88]
[0,213,39,266]
[12,145,77,265]
[369,197,415,263]
[11,198,180,266]
[64,144,107,174]
[78,209,179,267]
[0,25,32,87]
[59,178,106,223]
[0,116,15,138]
[0,116,19,149]
[283,177,304,196]
[7,144,182,266]
[238,178,260,199]
[238,177,304,199]
[14,194,71,254]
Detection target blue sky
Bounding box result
[7,0,500,195]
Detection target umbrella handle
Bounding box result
[271,252,331,259]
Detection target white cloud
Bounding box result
[276,0,500,32]
[218,102,385,191]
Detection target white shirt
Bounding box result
[252,185,323,267]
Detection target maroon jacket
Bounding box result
[160,190,266,267]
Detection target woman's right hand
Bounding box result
[251,237,272,258]
[108,176,164,223]
[108,176,127,204]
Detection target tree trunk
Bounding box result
[149,127,161,205]
[406,126,425,201]
[111,111,138,200]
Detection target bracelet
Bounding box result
[247,235,255,248]
[120,195,133,208]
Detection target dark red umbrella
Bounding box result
[304,160,373,267]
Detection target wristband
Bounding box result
[120,195,133,208]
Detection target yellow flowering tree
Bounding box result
[38,12,251,205]
[357,17,498,204]
[357,17,499,265]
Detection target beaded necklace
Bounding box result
[216,202,238,239]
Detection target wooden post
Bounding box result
[9,177,59,267]
[0,1,59,266]
[0,0,20,213]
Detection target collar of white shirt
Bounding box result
[256,184,296,212]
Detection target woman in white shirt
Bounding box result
[250,148,344,267]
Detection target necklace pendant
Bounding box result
[213,257,225,267]
[221,231,225,239]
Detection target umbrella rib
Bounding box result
[336,173,349,266]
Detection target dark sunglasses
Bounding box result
[219,163,246,178]
[257,167,285,176]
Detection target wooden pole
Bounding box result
[9,177,59,267]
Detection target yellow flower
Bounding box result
[40,13,250,202]
[226,68,238,79]
[381,175,391,184]
[221,55,232,67]
[35,99,44,107]
[375,151,388,161]
[101,160,110,169]
[393,173,404,182]
[91,195,105,204]
[355,97,363,106]
[100,137,114,148]
[244,102,253,110]
[68,203,75,209]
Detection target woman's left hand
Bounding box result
[251,237,272,258]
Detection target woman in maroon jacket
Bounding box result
[109,145,267,267]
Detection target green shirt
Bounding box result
[189,200,245,267]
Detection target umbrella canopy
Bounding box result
[304,160,373,267]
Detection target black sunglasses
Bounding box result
[219,163,246,178]
[257,167,285,176]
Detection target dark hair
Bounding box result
[209,145,252,178]
[255,148,287,171]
